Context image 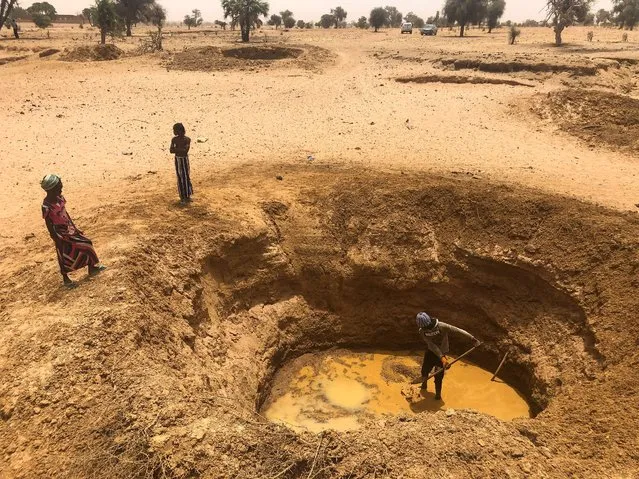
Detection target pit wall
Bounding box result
[191,175,615,419]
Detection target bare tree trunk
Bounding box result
[554,25,563,45]
[101,28,106,44]
[460,23,465,37]
[0,0,18,29]
[126,18,132,36]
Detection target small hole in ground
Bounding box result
[262,349,532,432]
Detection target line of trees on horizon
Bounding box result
[2,0,637,45]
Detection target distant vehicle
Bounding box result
[420,24,438,36]
[400,22,413,34]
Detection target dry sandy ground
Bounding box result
[1,23,639,479]
[0,24,638,244]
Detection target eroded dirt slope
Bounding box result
[1,165,638,478]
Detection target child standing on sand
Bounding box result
[170,123,193,203]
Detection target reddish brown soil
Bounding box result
[168,43,333,72]
[534,89,639,153]
[1,165,638,478]
[396,74,533,87]
[60,44,124,62]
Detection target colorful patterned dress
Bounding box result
[42,195,99,274]
[174,155,193,200]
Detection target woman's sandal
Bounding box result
[89,264,107,277]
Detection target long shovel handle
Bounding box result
[490,351,509,381]
[424,343,482,380]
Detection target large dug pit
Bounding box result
[2,167,639,478]
[168,44,333,72]
[222,46,303,60]
[263,349,531,432]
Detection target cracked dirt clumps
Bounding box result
[1,166,639,478]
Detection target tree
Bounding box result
[508,24,520,44]
[595,8,611,24]
[486,0,505,32]
[116,0,154,36]
[331,6,346,27]
[214,19,227,29]
[384,6,402,27]
[82,6,96,24]
[267,13,281,28]
[32,12,52,28]
[95,0,119,44]
[444,0,487,37]
[7,4,25,18]
[4,6,22,37]
[280,10,295,28]
[427,10,443,25]
[143,1,165,49]
[583,12,595,24]
[319,13,333,28]
[191,9,203,26]
[369,7,389,31]
[221,0,269,42]
[295,18,303,28]
[304,21,312,28]
[1,0,19,33]
[545,0,593,45]
[26,1,56,18]
[356,15,368,28]
[404,12,424,28]
[612,0,639,30]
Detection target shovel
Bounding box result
[409,343,482,384]
[402,344,481,402]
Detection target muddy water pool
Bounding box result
[263,350,531,432]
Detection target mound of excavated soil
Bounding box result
[168,44,333,72]
[61,44,123,62]
[396,74,533,87]
[534,89,639,153]
[438,55,614,75]
[1,165,638,478]
[38,48,60,58]
[223,46,303,60]
[377,51,616,76]
[0,55,28,66]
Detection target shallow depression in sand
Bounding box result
[263,350,531,432]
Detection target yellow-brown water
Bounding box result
[263,350,531,433]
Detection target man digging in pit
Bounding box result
[415,312,481,400]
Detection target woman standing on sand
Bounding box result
[170,122,193,204]
[41,174,106,287]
